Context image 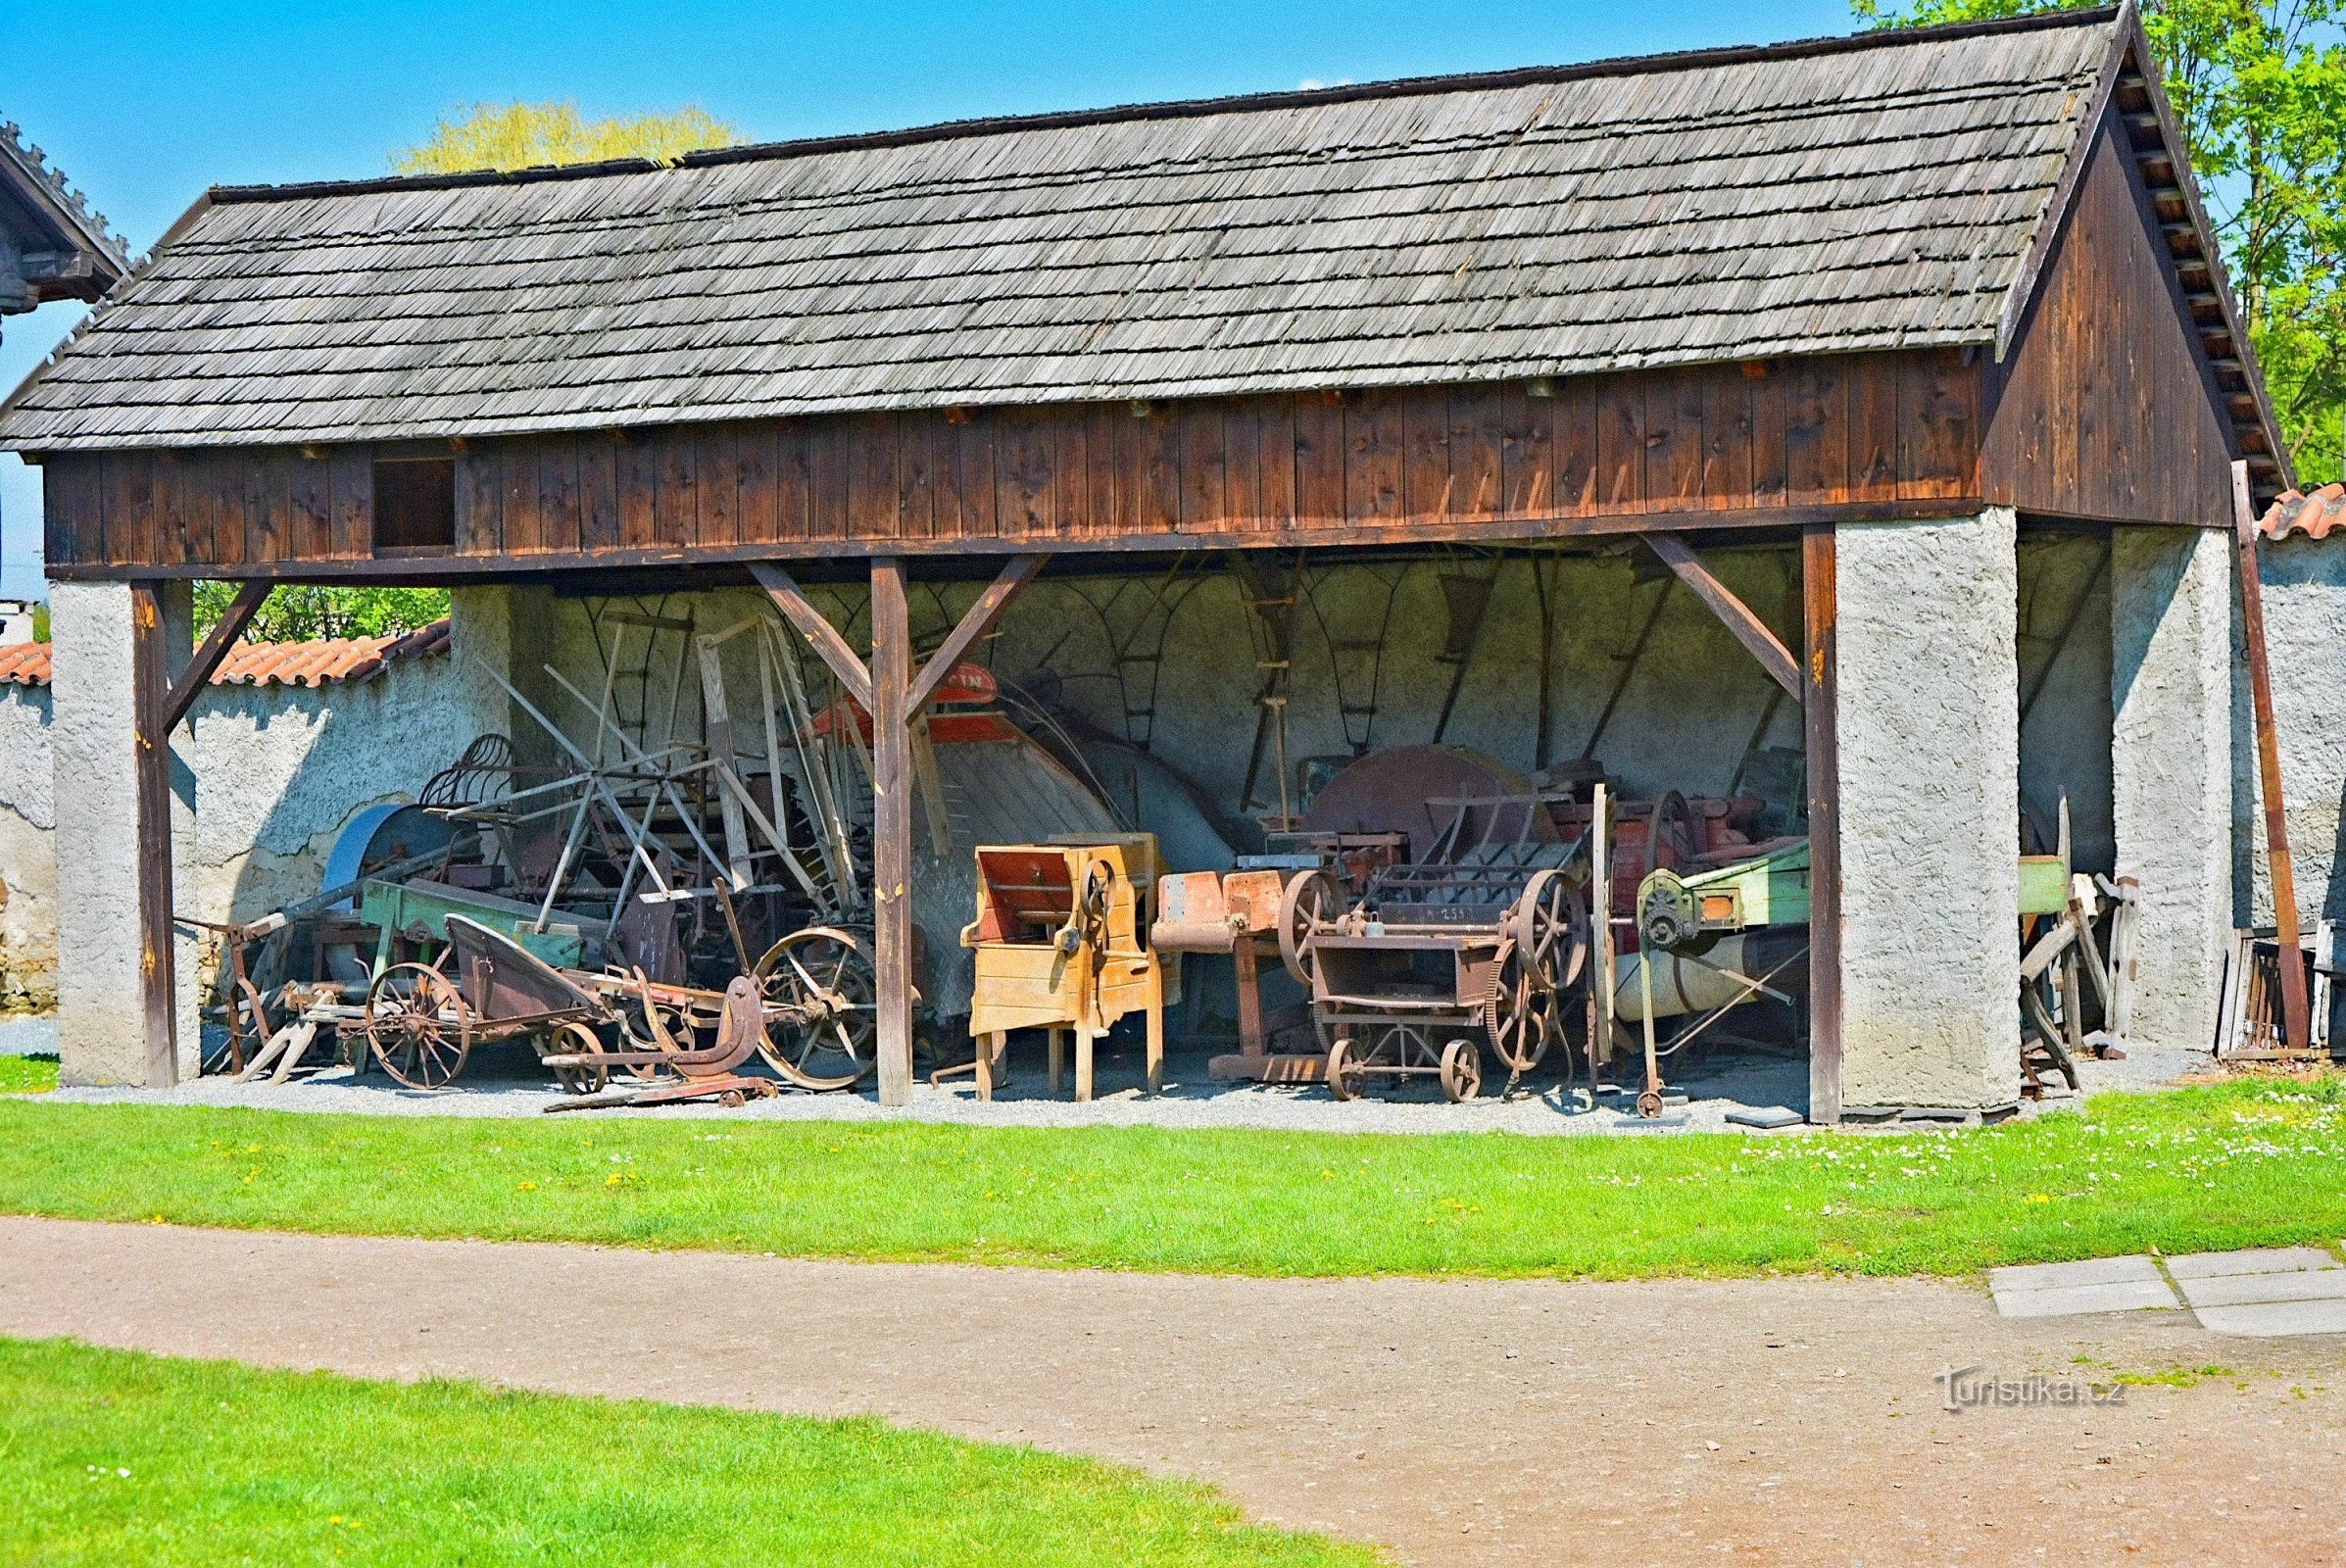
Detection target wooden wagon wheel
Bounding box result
[364,960,470,1091]
[1278,868,1341,987]
[1484,938,1556,1075]
[546,1020,611,1097]
[755,926,878,1091]
[1325,1035,1368,1102]
[1508,869,1588,994]
[1440,1038,1484,1103]
[1645,789,1695,872]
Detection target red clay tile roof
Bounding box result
[2262,483,2346,542]
[0,618,448,690]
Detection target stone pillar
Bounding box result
[1833,508,2021,1110]
[2112,525,2235,1053]
[50,580,197,1085]
[449,583,559,763]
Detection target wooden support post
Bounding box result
[2232,461,2312,1054]
[752,562,875,710]
[1645,533,1804,702]
[869,557,915,1106]
[906,554,1044,714]
[161,581,269,733]
[1802,525,1842,1124]
[130,583,179,1089]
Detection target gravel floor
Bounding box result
[27,1021,2200,1135]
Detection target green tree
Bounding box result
[191,582,452,643]
[391,100,740,175]
[1854,0,2346,485]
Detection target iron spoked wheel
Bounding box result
[616,991,695,1081]
[755,926,879,1091]
[542,1020,611,1097]
[1508,869,1588,993]
[1326,1036,1368,1102]
[1484,939,1557,1074]
[1644,789,1695,874]
[364,961,470,1091]
[1278,868,1341,987]
[1440,1038,1484,1103]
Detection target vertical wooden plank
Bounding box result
[846,413,897,545]
[501,440,544,554]
[1132,407,1181,534]
[1699,367,1754,512]
[1085,405,1123,540]
[457,447,502,556]
[1223,399,1263,535]
[1594,374,1645,512]
[538,436,583,556]
[1254,394,1297,531]
[327,448,371,559]
[244,454,289,564]
[696,423,740,550]
[1899,349,1977,500]
[130,581,179,1088]
[38,456,97,567]
[1803,523,1840,1124]
[1644,369,1704,510]
[290,452,331,558]
[1500,385,1549,515]
[211,454,248,566]
[1784,357,1847,509]
[895,412,936,543]
[1347,389,1405,524]
[1457,384,1506,518]
[805,416,849,542]
[1292,392,1344,530]
[1550,376,1598,516]
[869,557,914,1107]
[1050,407,1091,541]
[1179,399,1228,531]
[616,434,660,550]
[114,454,161,567]
[1848,354,1899,501]
[654,429,697,550]
[1748,367,1788,509]
[997,407,1052,541]
[1403,391,1452,522]
[577,437,621,553]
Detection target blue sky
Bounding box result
[0,0,1861,598]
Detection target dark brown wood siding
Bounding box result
[1982,115,2237,526]
[42,351,1986,576]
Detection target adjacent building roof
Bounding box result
[2262,484,2346,543]
[0,9,2132,451]
[0,122,128,322]
[0,618,449,689]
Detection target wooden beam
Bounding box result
[905,553,1044,717]
[868,557,915,1107]
[129,582,181,1088]
[1801,525,1841,1125]
[159,580,269,732]
[1644,534,1804,701]
[2232,460,2311,1054]
[750,561,872,711]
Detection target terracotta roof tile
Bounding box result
[2261,483,2346,542]
[0,617,448,691]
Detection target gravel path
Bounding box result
[3,1217,2339,1566]
[34,1033,2199,1137]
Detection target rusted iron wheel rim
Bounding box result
[1326,1036,1366,1102]
[1440,1037,1483,1102]
[1508,868,1588,994]
[1483,938,1554,1073]
[1277,868,1340,987]
[364,962,471,1091]
[754,926,879,1091]
[547,1020,611,1097]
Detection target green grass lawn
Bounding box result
[2,1075,2342,1278]
[0,1337,1379,1567]
[0,1053,56,1094]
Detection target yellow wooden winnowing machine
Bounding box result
[961,833,1173,1102]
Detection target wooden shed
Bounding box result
[0,5,2285,1110]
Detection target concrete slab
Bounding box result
[1992,1279,2181,1319]
[2177,1270,2346,1309]
[1989,1254,2163,1293]
[2166,1247,2342,1279]
[2193,1298,2346,1338]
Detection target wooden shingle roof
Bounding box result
[0,10,2127,451]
